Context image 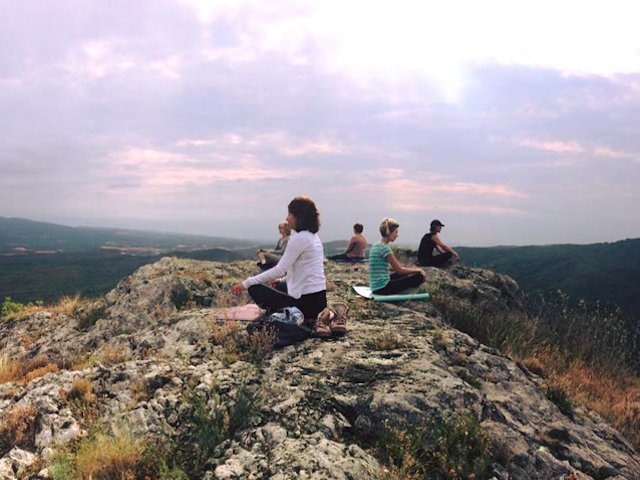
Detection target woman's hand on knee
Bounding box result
[231,283,246,295]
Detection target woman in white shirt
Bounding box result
[231,196,327,319]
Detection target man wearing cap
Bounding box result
[417,219,461,267]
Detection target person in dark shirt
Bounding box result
[417,219,460,267]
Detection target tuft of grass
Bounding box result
[22,362,59,383]
[1,352,61,386]
[129,376,153,402]
[65,378,97,403]
[375,413,494,480]
[179,386,259,477]
[545,382,575,417]
[49,432,144,480]
[75,301,107,330]
[0,351,23,384]
[75,433,143,480]
[458,369,482,389]
[61,378,99,427]
[97,344,131,366]
[55,295,83,317]
[210,320,275,365]
[431,329,449,351]
[0,404,38,455]
[432,296,537,357]
[214,289,243,309]
[365,331,407,351]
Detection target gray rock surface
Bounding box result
[0,257,637,479]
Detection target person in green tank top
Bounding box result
[369,218,426,295]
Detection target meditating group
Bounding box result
[231,195,461,324]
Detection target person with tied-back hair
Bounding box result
[231,196,327,319]
[257,221,291,270]
[328,223,367,261]
[368,218,426,295]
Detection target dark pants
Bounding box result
[328,253,366,262]
[419,252,453,268]
[257,258,280,271]
[373,272,425,296]
[248,284,327,319]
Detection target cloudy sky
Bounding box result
[1,0,639,246]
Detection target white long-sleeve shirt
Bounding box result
[242,230,326,299]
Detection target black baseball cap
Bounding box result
[430,219,445,228]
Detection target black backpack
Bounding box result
[246,309,314,349]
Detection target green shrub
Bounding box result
[1,297,42,319]
[172,385,260,477]
[545,385,575,416]
[376,413,494,479]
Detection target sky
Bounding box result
[1,0,639,247]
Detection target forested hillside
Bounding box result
[457,238,640,318]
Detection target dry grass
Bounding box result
[534,355,640,445]
[129,376,153,402]
[0,352,23,384]
[22,362,59,383]
[177,269,214,286]
[60,378,99,427]
[70,344,131,371]
[434,295,640,448]
[215,290,242,309]
[49,432,145,480]
[75,433,144,479]
[54,294,83,316]
[1,352,62,385]
[98,344,131,366]
[430,329,450,351]
[210,320,275,365]
[65,378,97,403]
[0,404,38,452]
[365,331,407,351]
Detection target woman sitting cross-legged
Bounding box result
[369,218,426,295]
[231,196,327,321]
[257,221,291,270]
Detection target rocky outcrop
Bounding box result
[0,257,638,479]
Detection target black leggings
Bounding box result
[328,253,365,262]
[373,272,424,296]
[421,252,453,267]
[248,284,327,319]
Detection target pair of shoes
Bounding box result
[329,303,348,335]
[315,307,333,337]
[315,304,349,337]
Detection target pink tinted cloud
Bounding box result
[175,132,343,157]
[516,138,636,161]
[518,138,584,154]
[374,175,527,216]
[593,146,634,159]
[386,178,526,198]
[101,145,308,194]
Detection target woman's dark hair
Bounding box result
[288,196,320,233]
[353,223,364,234]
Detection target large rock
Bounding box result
[0,258,637,479]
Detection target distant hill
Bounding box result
[457,238,640,319]
[0,216,258,253]
[0,217,257,305]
